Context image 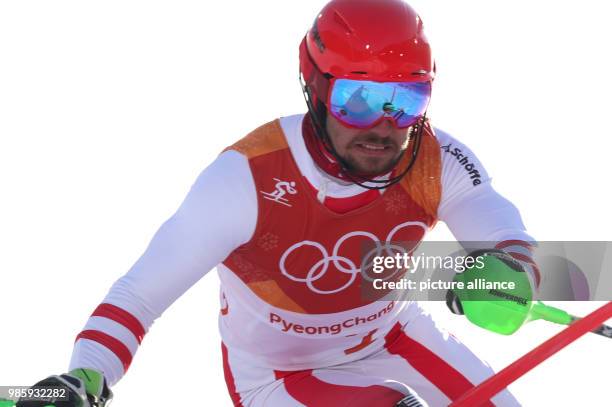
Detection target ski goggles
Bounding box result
[328,79,432,129]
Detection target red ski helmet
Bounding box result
[299,0,435,128]
[298,0,436,188]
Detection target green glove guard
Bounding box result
[453,252,534,335]
[451,251,575,335]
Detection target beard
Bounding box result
[341,150,404,176]
[340,132,409,176]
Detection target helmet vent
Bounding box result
[350,71,368,75]
[411,69,428,76]
[312,22,326,52]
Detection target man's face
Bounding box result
[325,112,411,176]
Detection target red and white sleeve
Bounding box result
[68,150,257,385]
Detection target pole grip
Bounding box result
[530,301,572,325]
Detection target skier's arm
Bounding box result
[68,149,257,386]
[435,128,540,288]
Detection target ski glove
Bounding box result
[16,368,112,407]
[445,248,537,336]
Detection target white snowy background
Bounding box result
[1,1,611,406]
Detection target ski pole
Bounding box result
[530,301,612,339]
[449,301,612,407]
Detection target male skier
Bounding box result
[19,0,540,406]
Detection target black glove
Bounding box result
[16,369,112,407]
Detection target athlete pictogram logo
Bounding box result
[261,178,298,207]
[279,221,427,294]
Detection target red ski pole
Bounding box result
[449,301,612,407]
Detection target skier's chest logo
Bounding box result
[279,221,428,295]
[261,178,298,207]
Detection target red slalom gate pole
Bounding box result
[449,302,612,407]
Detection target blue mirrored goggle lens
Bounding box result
[329,79,431,128]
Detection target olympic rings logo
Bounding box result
[279,221,427,294]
